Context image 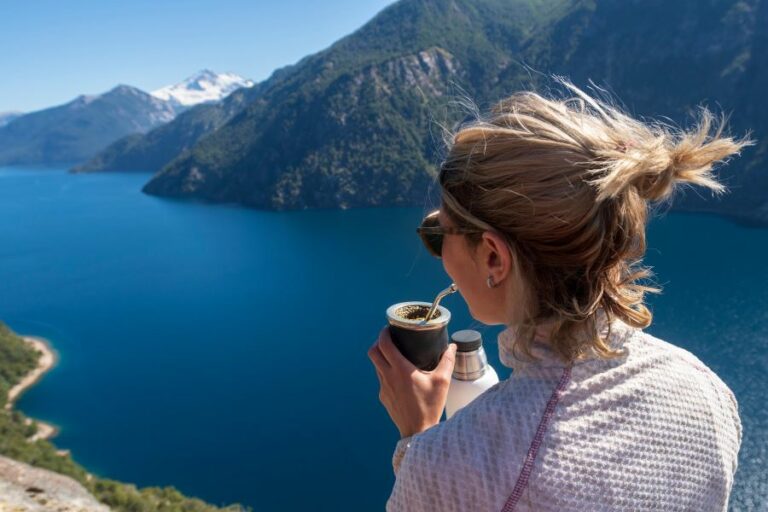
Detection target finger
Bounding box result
[372,358,387,383]
[368,340,391,370]
[433,343,457,378]
[377,327,416,373]
[374,367,392,407]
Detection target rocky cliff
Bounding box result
[0,455,109,512]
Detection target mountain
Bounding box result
[151,69,254,109]
[71,64,297,173]
[71,83,264,173]
[146,0,573,209]
[75,0,554,183]
[1,70,251,168]
[90,0,766,224]
[0,86,177,166]
[0,111,23,128]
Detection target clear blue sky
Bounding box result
[1,0,395,113]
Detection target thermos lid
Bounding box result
[451,330,483,352]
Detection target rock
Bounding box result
[0,455,108,511]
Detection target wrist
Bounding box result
[399,420,439,438]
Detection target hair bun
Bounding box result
[592,109,752,203]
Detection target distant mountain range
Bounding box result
[71,65,296,174]
[74,0,768,225]
[0,70,252,166]
[71,82,267,174]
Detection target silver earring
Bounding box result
[487,275,495,288]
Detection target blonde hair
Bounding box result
[439,79,753,363]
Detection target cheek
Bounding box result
[441,239,494,322]
[442,239,479,297]
[444,264,485,319]
[440,238,462,282]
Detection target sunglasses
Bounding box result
[416,209,484,258]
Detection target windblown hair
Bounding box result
[439,79,752,363]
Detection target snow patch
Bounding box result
[150,69,254,108]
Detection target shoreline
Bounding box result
[5,335,61,441]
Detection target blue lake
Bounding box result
[0,167,765,511]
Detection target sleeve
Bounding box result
[386,424,460,512]
[387,433,429,512]
[392,436,412,475]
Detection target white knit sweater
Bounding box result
[386,318,741,511]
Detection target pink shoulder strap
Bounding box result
[501,366,572,512]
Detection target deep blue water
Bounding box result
[0,167,765,511]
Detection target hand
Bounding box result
[368,326,457,438]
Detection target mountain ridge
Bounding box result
[143,0,559,208]
[0,85,176,166]
[71,66,297,173]
[2,71,253,167]
[77,0,768,224]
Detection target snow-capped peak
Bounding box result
[150,70,254,108]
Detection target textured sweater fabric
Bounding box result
[386,318,742,511]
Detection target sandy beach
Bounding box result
[5,336,60,441]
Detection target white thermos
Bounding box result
[445,329,499,419]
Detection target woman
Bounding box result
[368,81,750,511]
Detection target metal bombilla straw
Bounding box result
[423,283,458,323]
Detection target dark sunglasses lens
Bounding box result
[419,212,443,257]
[422,231,443,257]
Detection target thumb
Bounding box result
[434,343,457,376]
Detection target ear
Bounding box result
[479,231,513,286]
